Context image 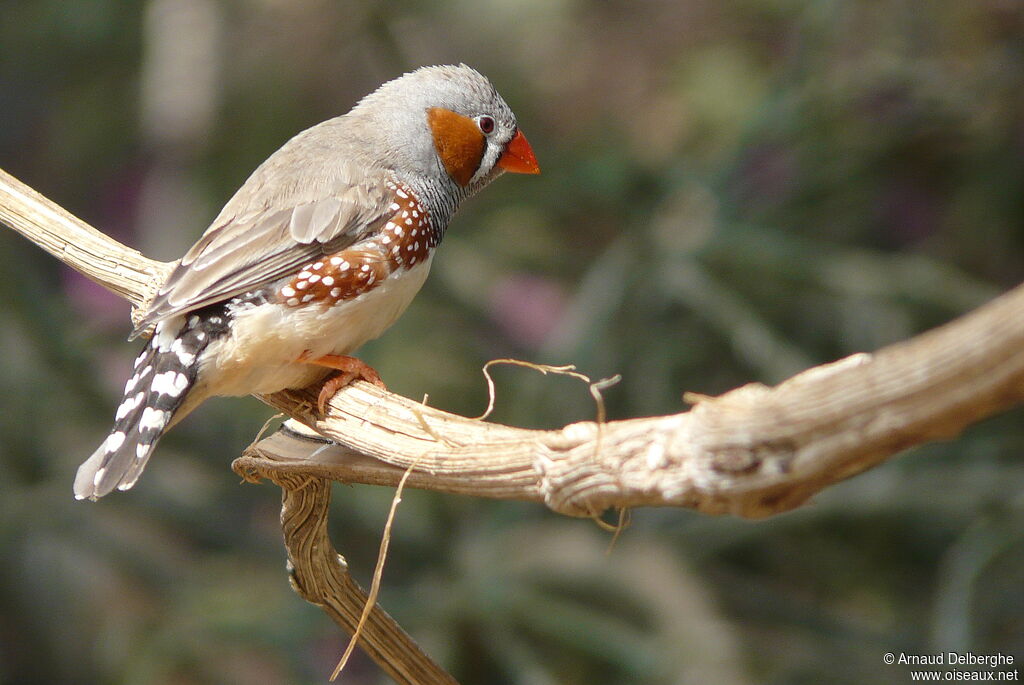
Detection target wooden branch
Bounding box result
[7,164,1024,681]
[242,286,1024,521]
[0,169,174,324]
[239,465,457,684]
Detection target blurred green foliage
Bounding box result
[1,1,1022,683]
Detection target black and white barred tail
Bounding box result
[74,312,225,500]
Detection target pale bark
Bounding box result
[6,165,1022,683]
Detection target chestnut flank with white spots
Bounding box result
[276,180,438,307]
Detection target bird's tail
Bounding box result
[75,315,212,500]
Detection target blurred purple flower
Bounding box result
[880,180,941,245]
[63,162,146,326]
[489,274,567,349]
[736,143,798,207]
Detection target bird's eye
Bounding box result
[477,116,495,134]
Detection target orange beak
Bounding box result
[496,130,540,174]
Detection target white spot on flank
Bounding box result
[298,271,311,279]
[411,228,418,236]
[394,226,404,236]
[115,392,145,420]
[361,264,369,272]
[172,372,189,394]
[308,274,321,283]
[105,431,126,452]
[295,280,309,290]
[154,324,176,351]
[382,236,391,244]
[401,210,409,218]
[124,374,140,394]
[340,261,350,271]
[313,262,323,270]
[170,338,196,365]
[330,287,341,297]
[396,188,409,198]
[405,217,413,226]
[301,293,314,303]
[141,407,169,429]
[412,210,419,218]
[321,276,335,286]
[151,370,188,396]
[287,297,299,306]
[330,256,342,266]
[281,286,296,297]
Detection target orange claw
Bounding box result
[299,354,386,414]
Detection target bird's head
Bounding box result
[349,64,539,201]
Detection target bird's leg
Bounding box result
[299,353,387,414]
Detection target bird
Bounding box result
[74,64,540,500]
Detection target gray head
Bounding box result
[346,64,539,205]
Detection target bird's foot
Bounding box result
[300,354,386,414]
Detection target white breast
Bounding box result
[200,256,433,397]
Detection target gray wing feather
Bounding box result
[133,157,393,336]
[289,199,341,242]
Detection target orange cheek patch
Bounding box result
[427,107,485,186]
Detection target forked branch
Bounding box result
[6,165,1024,683]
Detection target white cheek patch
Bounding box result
[469,142,503,186]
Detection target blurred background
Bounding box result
[1,0,1023,683]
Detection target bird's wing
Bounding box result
[133,160,394,335]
